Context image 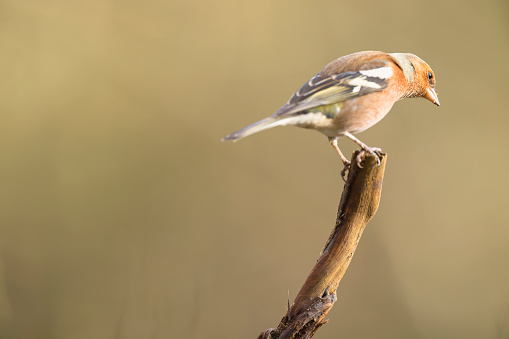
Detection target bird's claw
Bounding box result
[341,161,351,182]
[356,147,384,167]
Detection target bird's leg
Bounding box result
[329,137,350,165]
[329,137,350,181]
[343,132,383,167]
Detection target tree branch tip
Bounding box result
[259,149,387,338]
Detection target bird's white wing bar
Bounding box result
[359,67,393,79]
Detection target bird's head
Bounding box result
[405,53,440,106]
[390,53,440,106]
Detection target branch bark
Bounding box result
[258,151,387,339]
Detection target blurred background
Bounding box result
[0,0,508,338]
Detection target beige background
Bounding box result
[0,1,508,338]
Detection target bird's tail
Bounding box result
[222,117,290,142]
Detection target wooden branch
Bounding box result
[258,151,387,339]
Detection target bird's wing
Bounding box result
[273,69,390,118]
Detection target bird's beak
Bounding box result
[425,88,440,106]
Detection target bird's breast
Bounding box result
[326,94,396,136]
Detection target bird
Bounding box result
[222,51,439,176]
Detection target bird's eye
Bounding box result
[428,71,433,81]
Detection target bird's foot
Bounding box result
[356,147,384,168]
[341,161,351,182]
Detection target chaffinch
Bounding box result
[222,51,439,174]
